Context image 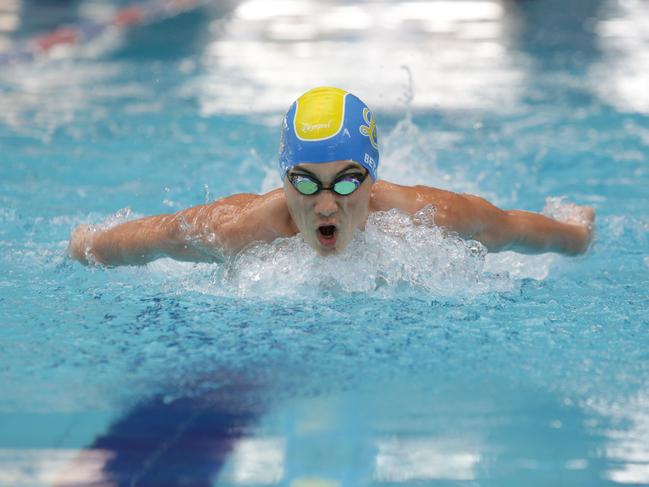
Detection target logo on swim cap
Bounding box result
[279,87,380,181]
[359,107,378,150]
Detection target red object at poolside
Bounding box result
[34,28,79,52]
[1,0,205,67]
[113,7,145,27]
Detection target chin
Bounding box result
[315,247,335,256]
[312,238,349,256]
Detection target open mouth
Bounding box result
[317,225,338,247]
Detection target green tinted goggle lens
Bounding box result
[294,178,319,195]
[290,174,364,196]
[332,179,359,195]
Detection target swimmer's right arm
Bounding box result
[68,190,292,266]
[68,213,207,266]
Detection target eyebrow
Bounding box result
[291,164,364,178]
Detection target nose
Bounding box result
[314,190,338,217]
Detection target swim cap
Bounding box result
[279,87,379,181]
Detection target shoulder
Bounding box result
[369,180,478,235]
[369,180,416,212]
[198,189,296,249]
[235,189,297,237]
[370,179,464,213]
[203,189,285,215]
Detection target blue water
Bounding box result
[1,0,649,485]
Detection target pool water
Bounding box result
[1,0,648,485]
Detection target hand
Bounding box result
[68,224,97,264]
[542,199,595,254]
[565,205,595,254]
[566,205,595,229]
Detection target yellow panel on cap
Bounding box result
[294,87,347,141]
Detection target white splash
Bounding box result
[157,206,519,299]
[124,192,588,298]
[92,207,134,230]
[207,197,583,296]
[543,196,593,228]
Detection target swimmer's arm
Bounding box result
[431,191,594,255]
[374,183,594,255]
[68,190,292,265]
[69,213,210,266]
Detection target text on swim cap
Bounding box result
[364,153,376,171]
[300,120,333,132]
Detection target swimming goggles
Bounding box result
[288,171,368,196]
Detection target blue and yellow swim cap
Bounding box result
[279,87,379,181]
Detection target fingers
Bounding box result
[563,205,595,229]
[582,206,595,225]
[68,224,94,264]
[577,207,595,251]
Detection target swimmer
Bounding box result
[68,86,595,266]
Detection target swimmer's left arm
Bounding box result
[374,183,594,255]
[430,191,595,255]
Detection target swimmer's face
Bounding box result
[284,160,373,255]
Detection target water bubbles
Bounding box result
[171,207,517,300]
[411,204,436,226]
[94,206,133,230]
[156,198,602,298]
[543,196,593,228]
[80,196,592,298]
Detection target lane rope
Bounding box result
[0,0,202,67]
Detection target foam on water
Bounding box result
[143,202,584,300]
[543,196,594,228]
[212,206,505,298]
